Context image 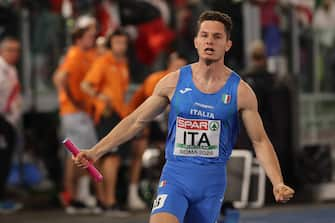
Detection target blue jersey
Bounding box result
[165,65,241,165]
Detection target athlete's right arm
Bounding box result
[74,71,178,167]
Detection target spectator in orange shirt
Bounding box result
[53,17,99,214]
[127,51,187,210]
[81,28,130,216]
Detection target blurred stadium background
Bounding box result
[0,0,335,222]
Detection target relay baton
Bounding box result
[63,138,103,182]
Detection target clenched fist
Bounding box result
[72,149,97,169]
[273,183,295,203]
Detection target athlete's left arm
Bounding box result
[238,80,294,203]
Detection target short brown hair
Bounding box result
[197,10,233,39]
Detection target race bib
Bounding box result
[152,194,168,211]
[174,117,221,157]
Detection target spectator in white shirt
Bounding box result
[0,36,23,214]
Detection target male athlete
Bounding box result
[73,10,294,223]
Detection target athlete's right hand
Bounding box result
[73,149,97,169]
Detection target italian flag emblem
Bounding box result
[222,94,231,104]
[159,180,167,188]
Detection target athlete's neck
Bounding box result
[195,59,229,81]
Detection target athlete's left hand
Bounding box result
[273,183,295,203]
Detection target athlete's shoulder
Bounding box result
[148,70,169,79]
[156,63,194,88]
[238,79,257,110]
[227,68,242,81]
[145,70,168,85]
[164,63,195,83]
[158,69,180,86]
[153,69,182,98]
[238,79,253,94]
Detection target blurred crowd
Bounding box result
[0,0,335,216]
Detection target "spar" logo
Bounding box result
[177,118,208,130]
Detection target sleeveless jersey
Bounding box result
[165,65,241,165]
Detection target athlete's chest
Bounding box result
[171,89,235,121]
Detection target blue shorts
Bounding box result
[151,160,227,223]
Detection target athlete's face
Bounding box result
[194,20,232,63]
[110,35,128,58]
